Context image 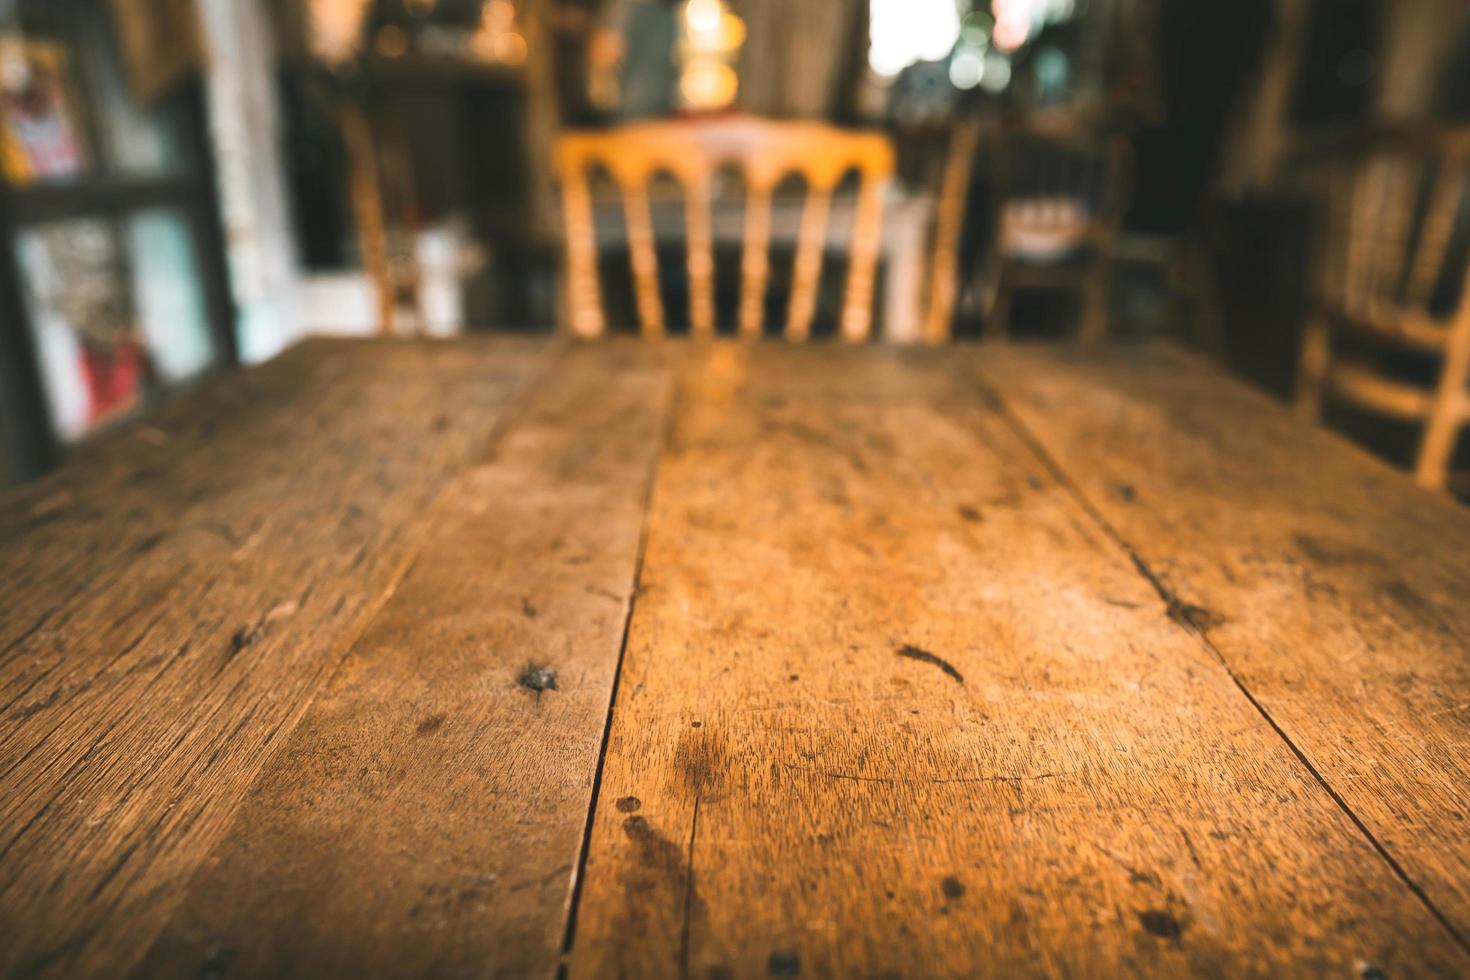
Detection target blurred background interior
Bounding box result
[2,0,1470,495]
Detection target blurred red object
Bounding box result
[80,339,144,425]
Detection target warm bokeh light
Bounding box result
[308,0,374,64]
[469,0,524,66]
[679,61,739,109]
[374,25,410,59]
[685,0,723,37]
[679,0,745,111]
[493,31,527,67]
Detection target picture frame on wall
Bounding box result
[0,36,90,185]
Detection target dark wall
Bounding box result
[1128,0,1271,234]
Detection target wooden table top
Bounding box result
[3,338,1470,979]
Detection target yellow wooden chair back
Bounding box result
[554,116,894,342]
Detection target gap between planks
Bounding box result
[130,337,666,980]
[558,349,685,972]
[967,362,1470,960]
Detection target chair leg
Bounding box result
[1414,313,1470,489]
[1294,312,1331,423]
[1175,240,1228,359]
[987,265,1014,341]
[1079,258,1110,344]
[1416,406,1463,491]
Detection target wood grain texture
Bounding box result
[975,342,1470,950]
[10,339,1470,979]
[565,343,1469,978]
[0,338,552,980]
[133,342,672,980]
[0,341,443,638]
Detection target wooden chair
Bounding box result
[983,115,1130,343]
[553,116,894,342]
[921,118,982,345]
[1294,125,1470,490]
[340,103,423,337]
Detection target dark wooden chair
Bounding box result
[1293,124,1470,491]
[982,114,1130,343]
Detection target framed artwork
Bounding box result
[0,0,235,478]
[0,37,90,185]
[17,210,217,442]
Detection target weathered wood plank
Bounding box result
[973,342,1470,946]
[566,343,1469,977]
[133,342,673,979]
[0,339,541,641]
[0,338,554,980]
[1,341,376,649]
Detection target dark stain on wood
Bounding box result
[518,664,559,695]
[199,945,238,980]
[415,714,445,736]
[762,418,869,474]
[615,796,642,813]
[674,729,728,799]
[1137,908,1183,941]
[1378,577,1439,623]
[767,950,801,976]
[1294,534,1384,567]
[895,644,964,684]
[130,531,167,556]
[1166,599,1228,635]
[621,815,680,874]
[224,623,262,664]
[1120,554,1229,636]
[941,875,966,900]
